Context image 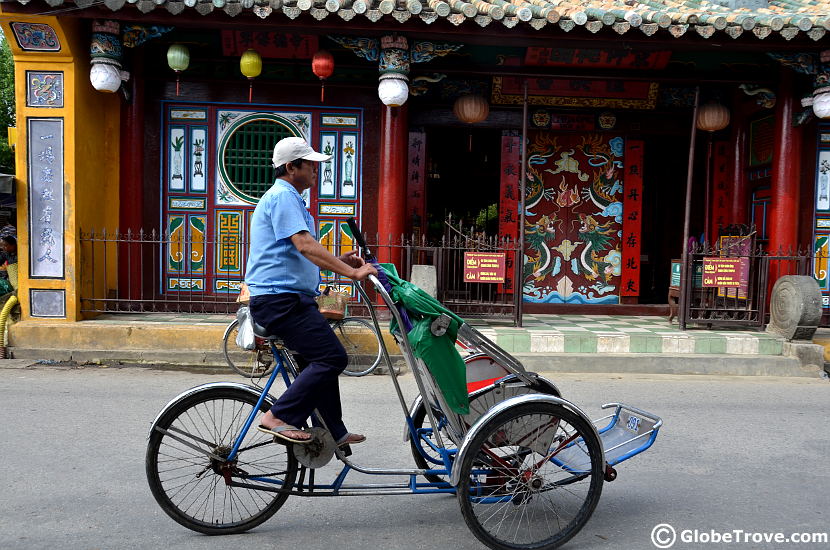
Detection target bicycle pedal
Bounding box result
[338,444,352,458]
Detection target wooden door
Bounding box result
[523,132,625,304]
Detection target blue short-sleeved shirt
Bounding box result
[245,179,321,297]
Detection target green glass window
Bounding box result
[220,116,297,203]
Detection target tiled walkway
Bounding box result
[468,315,784,356]
[89,312,785,357]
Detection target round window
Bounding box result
[217,113,303,203]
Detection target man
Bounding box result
[246,136,377,446]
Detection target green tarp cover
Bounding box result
[380,263,469,415]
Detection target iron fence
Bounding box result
[681,241,825,328]
[79,228,523,324]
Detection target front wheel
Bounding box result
[331,317,383,377]
[457,402,604,550]
[146,387,298,535]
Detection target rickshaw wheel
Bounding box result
[456,402,604,550]
[409,403,451,483]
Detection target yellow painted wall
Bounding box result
[0,13,120,321]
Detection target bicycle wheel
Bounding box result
[457,402,604,550]
[146,387,298,535]
[409,402,452,483]
[222,319,276,378]
[331,317,383,377]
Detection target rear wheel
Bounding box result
[457,402,604,550]
[332,317,383,377]
[223,319,276,378]
[146,387,298,535]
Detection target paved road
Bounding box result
[1,365,829,550]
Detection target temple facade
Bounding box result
[0,0,828,325]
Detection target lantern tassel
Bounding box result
[248,80,253,103]
[320,80,325,103]
[176,75,180,97]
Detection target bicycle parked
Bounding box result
[222,312,383,378]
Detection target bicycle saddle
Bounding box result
[252,320,277,340]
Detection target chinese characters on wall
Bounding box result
[621,140,643,297]
[27,118,64,279]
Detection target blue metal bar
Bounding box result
[227,348,287,460]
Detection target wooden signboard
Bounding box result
[464,252,506,283]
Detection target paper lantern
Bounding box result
[89,63,121,93]
[453,94,489,124]
[378,75,408,107]
[166,44,189,96]
[240,49,263,102]
[312,49,334,103]
[696,100,730,132]
[813,87,830,119]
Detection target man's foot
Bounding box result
[258,412,312,444]
[336,433,366,447]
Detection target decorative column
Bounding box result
[729,116,748,224]
[376,35,411,265]
[0,14,122,323]
[119,53,144,301]
[377,104,408,264]
[768,68,801,256]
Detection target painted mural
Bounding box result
[523,132,624,304]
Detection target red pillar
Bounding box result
[729,114,748,225]
[118,56,145,300]
[767,70,801,256]
[377,104,408,265]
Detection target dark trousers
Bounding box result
[249,292,349,441]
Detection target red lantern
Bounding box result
[312,50,334,103]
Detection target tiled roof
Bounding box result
[20,0,830,40]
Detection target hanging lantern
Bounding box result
[812,87,830,119]
[312,49,335,103]
[378,74,409,107]
[240,49,263,103]
[453,94,489,124]
[696,100,730,132]
[90,20,127,94]
[166,44,190,96]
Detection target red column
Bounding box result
[729,118,748,225]
[768,70,801,256]
[118,56,145,300]
[377,104,408,265]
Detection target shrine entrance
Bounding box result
[522,131,626,305]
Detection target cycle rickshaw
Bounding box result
[146,220,662,550]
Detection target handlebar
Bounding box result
[347,217,374,262]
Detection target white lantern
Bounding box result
[813,87,830,119]
[90,63,122,93]
[378,75,409,107]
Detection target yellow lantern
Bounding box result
[240,49,263,102]
[453,94,489,124]
[696,100,730,132]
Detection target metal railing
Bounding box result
[79,228,523,324]
[680,241,825,328]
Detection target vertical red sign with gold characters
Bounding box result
[621,140,644,297]
[499,133,521,295]
[710,141,730,240]
[407,131,426,237]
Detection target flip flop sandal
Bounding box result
[336,433,366,447]
[257,424,313,445]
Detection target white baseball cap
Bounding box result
[272,136,331,168]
